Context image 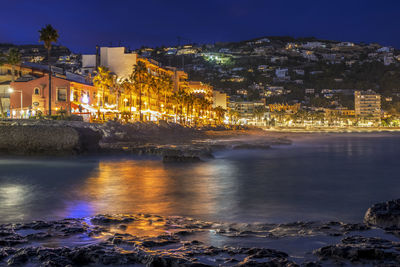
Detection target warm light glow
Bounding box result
[81,94,89,104]
[8,88,14,93]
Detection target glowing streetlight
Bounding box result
[8,88,23,119]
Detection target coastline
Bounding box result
[1,199,400,266]
[2,122,400,265]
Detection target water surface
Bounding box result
[1,133,400,224]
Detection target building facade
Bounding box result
[354,90,381,118]
[10,75,98,119]
[82,47,138,80]
[212,91,227,109]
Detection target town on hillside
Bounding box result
[0,31,399,127]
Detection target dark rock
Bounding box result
[315,236,400,265]
[365,199,400,228]
[0,124,101,154]
[7,250,29,266]
[163,155,202,163]
[91,215,135,224]
[232,143,271,150]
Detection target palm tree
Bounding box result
[227,109,239,125]
[131,61,148,121]
[184,93,195,125]
[213,106,226,124]
[148,75,158,113]
[160,74,174,117]
[7,48,21,82]
[120,79,134,114]
[39,24,59,115]
[254,106,267,124]
[172,89,187,123]
[93,66,114,119]
[0,52,5,117]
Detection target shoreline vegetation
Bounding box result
[1,199,400,266]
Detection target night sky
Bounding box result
[1,0,399,53]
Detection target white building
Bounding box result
[384,56,395,66]
[302,42,325,49]
[81,54,96,75]
[81,47,138,80]
[305,88,315,94]
[212,91,227,109]
[100,47,137,80]
[275,68,288,79]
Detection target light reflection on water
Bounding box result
[1,134,400,224]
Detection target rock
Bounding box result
[163,155,202,163]
[0,124,101,154]
[232,143,271,150]
[7,250,29,266]
[91,214,135,224]
[364,199,400,228]
[315,236,400,265]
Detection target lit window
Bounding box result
[57,88,67,102]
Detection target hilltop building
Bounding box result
[354,90,381,118]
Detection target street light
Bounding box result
[8,88,23,119]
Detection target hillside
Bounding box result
[143,36,400,110]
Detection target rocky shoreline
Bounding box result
[0,119,292,160]
[1,199,400,266]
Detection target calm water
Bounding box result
[1,133,400,225]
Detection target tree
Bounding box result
[172,89,187,123]
[120,79,132,113]
[131,61,148,121]
[160,74,174,117]
[254,106,267,122]
[0,52,5,116]
[213,106,226,124]
[39,24,59,115]
[227,109,239,124]
[7,48,21,82]
[93,66,114,119]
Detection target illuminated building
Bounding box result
[212,91,227,110]
[10,75,100,120]
[82,46,138,80]
[268,103,300,113]
[354,90,381,118]
[229,100,265,118]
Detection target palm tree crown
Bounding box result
[7,48,21,82]
[39,25,59,51]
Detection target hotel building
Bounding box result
[354,90,381,118]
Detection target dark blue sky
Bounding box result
[1,0,399,53]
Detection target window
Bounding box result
[57,88,67,102]
[34,88,40,95]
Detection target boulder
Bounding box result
[364,199,400,228]
[0,125,101,155]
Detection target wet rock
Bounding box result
[7,250,29,266]
[365,199,400,229]
[163,155,202,163]
[0,124,101,155]
[0,234,27,246]
[315,235,400,265]
[91,214,135,224]
[232,143,271,150]
[238,257,297,267]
